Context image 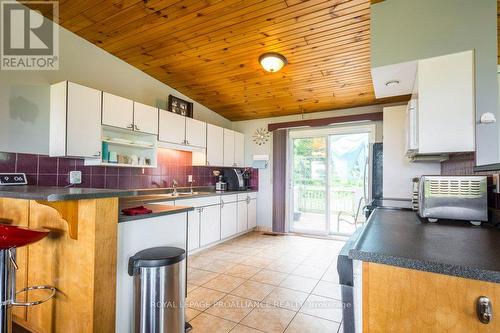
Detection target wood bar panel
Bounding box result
[363,262,500,333]
[0,198,119,333]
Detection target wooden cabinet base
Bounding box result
[0,198,118,333]
[362,262,500,332]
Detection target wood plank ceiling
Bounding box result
[34,0,408,121]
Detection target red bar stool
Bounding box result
[0,224,56,333]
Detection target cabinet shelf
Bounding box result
[102,139,155,149]
[98,162,156,168]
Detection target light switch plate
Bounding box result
[69,171,82,184]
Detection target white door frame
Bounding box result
[286,123,376,236]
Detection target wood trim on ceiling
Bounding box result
[268,111,384,131]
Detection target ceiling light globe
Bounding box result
[259,53,287,72]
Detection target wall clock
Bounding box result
[252,127,270,146]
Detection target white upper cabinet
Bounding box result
[416,50,475,154]
[159,110,208,150]
[206,124,224,166]
[223,129,235,167]
[158,110,186,145]
[102,92,134,130]
[234,131,245,167]
[133,102,158,135]
[50,81,102,158]
[185,117,207,148]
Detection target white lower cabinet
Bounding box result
[200,205,221,247]
[151,192,257,253]
[187,209,200,251]
[221,195,238,239]
[248,198,257,229]
[237,200,248,233]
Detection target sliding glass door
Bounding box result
[290,136,328,234]
[289,125,374,236]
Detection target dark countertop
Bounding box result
[120,189,257,205]
[118,189,257,222]
[349,208,500,283]
[0,186,136,201]
[118,204,194,223]
[0,185,257,202]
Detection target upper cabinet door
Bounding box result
[158,109,186,145]
[102,92,134,130]
[133,102,158,135]
[223,129,235,167]
[185,117,207,148]
[206,124,224,166]
[234,131,245,167]
[417,50,475,154]
[66,82,102,158]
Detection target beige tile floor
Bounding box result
[186,232,345,333]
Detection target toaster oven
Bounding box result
[417,175,488,224]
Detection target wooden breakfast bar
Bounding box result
[0,187,150,332]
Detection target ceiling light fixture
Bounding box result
[385,80,400,87]
[259,52,287,72]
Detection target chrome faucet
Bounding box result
[172,179,178,196]
[189,179,195,194]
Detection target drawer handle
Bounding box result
[477,296,492,324]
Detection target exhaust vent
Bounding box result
[426,177,485,198]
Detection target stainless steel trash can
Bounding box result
[128,247,186,333]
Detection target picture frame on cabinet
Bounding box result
[167,95,193,118]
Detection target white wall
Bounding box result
[232,104,392,231]
[0,24,231,155]
[382,105,440,199]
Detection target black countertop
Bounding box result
[118,204,194,222]
[120,189,257,205]
[0,186,136,201]
[349,208,500,283]
[0,185,257,202]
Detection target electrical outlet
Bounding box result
[188,175,193,182]
[69,171,82,185]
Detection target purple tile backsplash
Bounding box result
[440,153,476,175]
[0,149,259,190]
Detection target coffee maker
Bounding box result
[223,169,248,191]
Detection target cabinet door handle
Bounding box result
[477,296,492,324]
